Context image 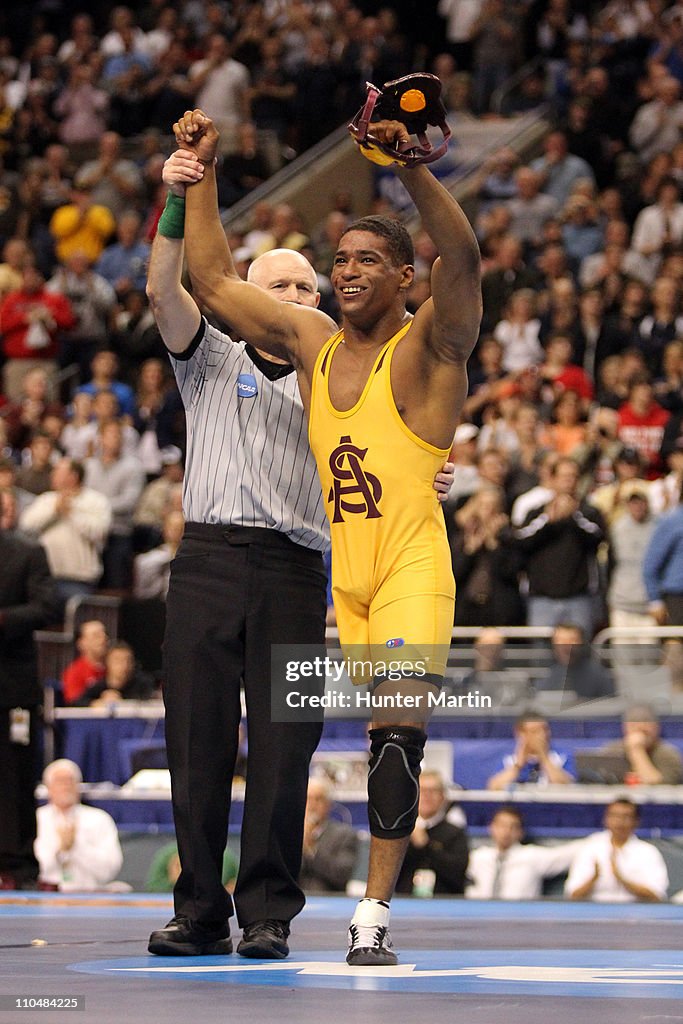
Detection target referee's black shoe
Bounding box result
[237,919,290,959]
[148,915,233,956]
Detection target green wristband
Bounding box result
[157,192,186,239]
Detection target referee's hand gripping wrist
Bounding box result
[162,150,204,196]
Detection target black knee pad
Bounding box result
[367,726,426,839]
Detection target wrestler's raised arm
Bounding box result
[364,121,481,366]
[390,127,482,365]
[174,109,334,364]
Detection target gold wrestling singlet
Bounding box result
[308,322,455,684]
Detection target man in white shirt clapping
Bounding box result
[35,759,123,892]
[565,798,668,902]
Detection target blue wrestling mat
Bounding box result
[1,895,681,1023]
[72,948,683,998]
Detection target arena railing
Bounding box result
[325,625,556,681]
[490,56,549,116]
[592,627,683,694]
[325,626,555,642]
[36,598,121,767]
[35,629,75,764]
[221,108,551,241]
[593,627,683,645]
[63,593,122,640]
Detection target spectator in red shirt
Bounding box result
[539,331,594,404]
[617,376,670,478]
[62,619,108,705]
[0,265,76,402]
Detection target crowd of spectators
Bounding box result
[437,1,683,644]
[0,1,683,646]
[0,0,457,611]
[300,767,676,903]
[30,756,677,901]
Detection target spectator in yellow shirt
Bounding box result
[49,183,115,264]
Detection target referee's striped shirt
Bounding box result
[168,318,329,552]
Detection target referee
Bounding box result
[145,165,328,960]
[146,154,454,959]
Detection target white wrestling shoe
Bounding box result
[346,898,398,966]
[346,921,397,965]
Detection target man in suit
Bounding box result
[0,488,58,888]
[396,770,469,895]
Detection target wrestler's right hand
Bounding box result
[173,108,219,164]
[162,150,204,197]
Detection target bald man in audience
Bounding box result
[35,759,123,892]
[396,771,469,896]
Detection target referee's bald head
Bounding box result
[248,248,320,307]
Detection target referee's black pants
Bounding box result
[163,524,326,932]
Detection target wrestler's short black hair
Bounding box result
[341,215,414,267]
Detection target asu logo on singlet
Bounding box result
[328,434,383,523]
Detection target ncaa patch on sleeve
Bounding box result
[237,373,258,398]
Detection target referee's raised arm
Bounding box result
[175,109,330,366]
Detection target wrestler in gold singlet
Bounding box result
[174,100,482,967]
[308,321,455,683]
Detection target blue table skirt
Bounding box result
[58,714,683,789]
[58,716,166,785]
[85,791,683,838]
